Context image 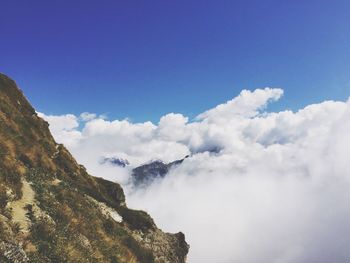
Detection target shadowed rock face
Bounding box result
[132,157,189,187]
[0,73,189,262]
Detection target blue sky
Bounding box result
[1,0,349,122]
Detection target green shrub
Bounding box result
[19,153,33,167]
[0,186,7,209]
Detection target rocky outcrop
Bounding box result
[133,229,189,263]
[0,215,29,263]
[0,242,29,263]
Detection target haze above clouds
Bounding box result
[39,88,350,263]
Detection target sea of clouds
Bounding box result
[39,88,350,263]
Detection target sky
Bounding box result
[1,0,350,122]
[2,1,350,262]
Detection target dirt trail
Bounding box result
[8,179,35,232]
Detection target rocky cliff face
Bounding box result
[0,73,189,263]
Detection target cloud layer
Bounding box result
[40,88,350,263]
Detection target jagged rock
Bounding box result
[132,229,189,263]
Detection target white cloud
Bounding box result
[37,112,82,147]
[80,112,97,121]
[40,88,350,263]
[196,87,283,121]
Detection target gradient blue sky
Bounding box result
[1,0,349,122]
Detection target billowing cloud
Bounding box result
[40,88,350,263]
[80,112,97,121]
[197,87,283,120]
[37,112,82,147]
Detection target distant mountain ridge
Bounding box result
[132,156,189,187]
[0,73,189,263]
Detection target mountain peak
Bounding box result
[132,156,189,187]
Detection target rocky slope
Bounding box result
[0,73,189,263]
